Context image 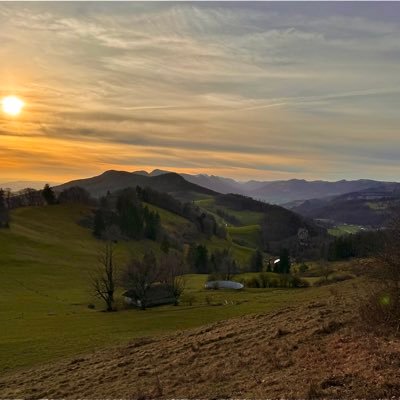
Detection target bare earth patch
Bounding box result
[1,293,400,399]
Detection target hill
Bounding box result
[56,171,217,200]
[196,194,325,255]
[247,179,390,204]
[181,173,247,195]
[180,173,394,204]
[0,204,326,374]
[2,278,399,399]
[71,169,399,204]
[56,170,326,252]
[0,204,227,372]
[288,184,400,227]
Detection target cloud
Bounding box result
[0,2,400,182]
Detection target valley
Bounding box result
[2,276,399,399]
[1,171,399,398]
[0,204,334,374]
[2,3,400,397]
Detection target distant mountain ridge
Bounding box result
[178,173,397,204]
[288,183,400,227]
[55,170,217,200]
[56,169,398,205]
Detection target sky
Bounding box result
[1,1,400,184]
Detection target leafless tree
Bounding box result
[318,258,333,282]
[58,186,92,205]
[359,212,400,333]
[375,213,400,288]
[91,241,117,312]
[317,242,332,282]
[19,188,43,206]
[0,189,10,228]
[159,251,187,305]
[121,251,160,310]
[4,188,12,209]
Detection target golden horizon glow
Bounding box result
[1,96,25,116]
[1,3,400,183]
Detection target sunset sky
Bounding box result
[1,2,400,184]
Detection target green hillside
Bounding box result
[0,205,330,373]
[200,236,254,266]
[195,198,264,256]
[227,225,262,249]
[145,203,191,236]
[196,198,264,226]
[328,224,363,236]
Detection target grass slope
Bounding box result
[328,224,363,236]
[3,279,392,399]
[201,236,254,267]
[195,198,264,226]
[227,225,262,249]
[0,205,331,374]
[144,203,191,236]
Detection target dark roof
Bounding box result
[123,284,175,307]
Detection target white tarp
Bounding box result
[205,280,244,290]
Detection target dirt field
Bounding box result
[1,286,400,399]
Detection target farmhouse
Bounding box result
[123,284,175,308]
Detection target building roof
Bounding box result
[123,284,175,307]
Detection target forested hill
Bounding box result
[54,170,327,256]
[198,193,326,257]
[288,184,400,227]
[56,170,218,200]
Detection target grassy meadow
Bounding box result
[0,205,345,374]
[227,224,262,248]
[328,224,363,236]
[196,198,264,226]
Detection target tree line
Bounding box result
[92,243,186,311]
[92,240,298,313]
[328,229,386,260]
[136,187,227,239]
[0,184,95,229]
[93,188,161,241]
[186,243,291,276]
[215,193,325,258]
[0,189,10,228]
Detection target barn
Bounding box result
[123,284,176,308]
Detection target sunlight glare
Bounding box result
[1,96,25,116]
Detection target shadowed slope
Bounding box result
[2,280,399,399]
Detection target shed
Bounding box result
[123,284,175,308]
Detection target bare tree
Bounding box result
[159,251,187,306]
[19,188,43,206]
[375,214,400,288]
[121,251,160,310]
[318,242,332,282]
[91,242,117,312]
[0,189,10,228]
[318,258,333,282]
[359,212,400,333]
[4,188,12,209]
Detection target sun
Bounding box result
[1,96,25,116]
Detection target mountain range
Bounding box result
[56,170,217,201]
[287,183,400,227]
[181,174,396,204]
[55,169,398,205]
